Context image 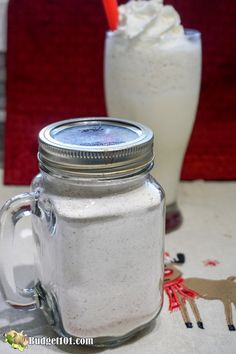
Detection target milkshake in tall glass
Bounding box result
[105,0,202,232]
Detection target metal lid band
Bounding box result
[38,117,154,179]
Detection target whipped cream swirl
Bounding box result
[116,0,184,41]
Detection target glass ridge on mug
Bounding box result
[0,117,165,347]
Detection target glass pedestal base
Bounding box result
[166,202,183,234]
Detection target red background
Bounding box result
[4,0,236,184]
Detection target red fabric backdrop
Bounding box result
[4,0,236,184]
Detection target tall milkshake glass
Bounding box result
[104,1,201,233]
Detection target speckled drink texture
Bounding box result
[38,177,164,338]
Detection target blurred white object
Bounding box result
[0,0,8,52]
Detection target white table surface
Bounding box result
[0,169,235,353]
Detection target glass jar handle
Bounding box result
[0,192,39,310]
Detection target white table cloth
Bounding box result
[0,170,235,353]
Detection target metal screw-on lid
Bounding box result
[38,117,154,179]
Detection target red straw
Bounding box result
[102,0,119,31]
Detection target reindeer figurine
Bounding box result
[164,253,236,331]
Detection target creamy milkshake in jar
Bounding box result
[105,0,202,232]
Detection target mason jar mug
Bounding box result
[0,117,165,347]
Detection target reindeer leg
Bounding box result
[188,299,204,329]
[177,294,193,328]
[223,301,235,331]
